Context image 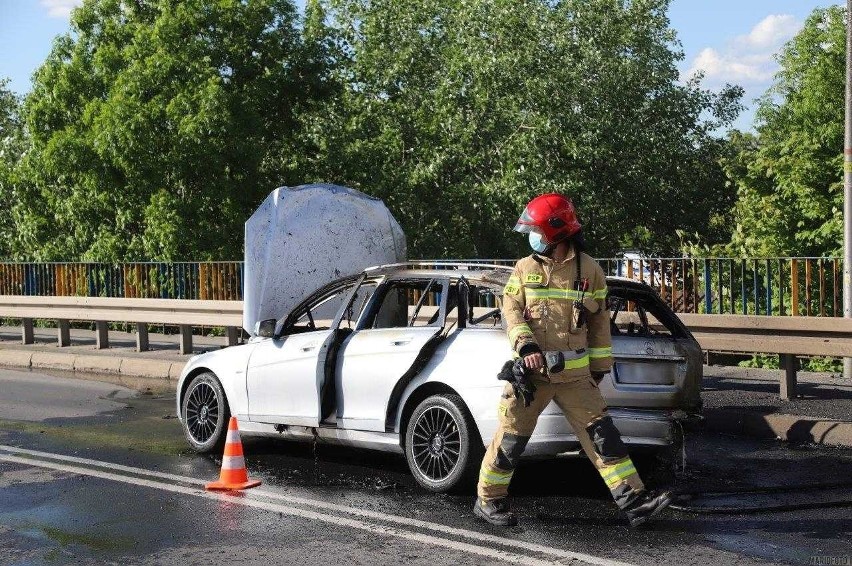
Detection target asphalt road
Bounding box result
[1,369,851,566]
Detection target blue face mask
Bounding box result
[529,231,549,253]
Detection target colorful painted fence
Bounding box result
[0,258,843,317]
[0,262,243,301]
[597,257,843,317]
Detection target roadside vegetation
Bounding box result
[0,2,844,263]
[722,6,845,259]
[1,0,742,261]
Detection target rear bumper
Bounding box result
[520,407,677,457]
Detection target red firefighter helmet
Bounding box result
[513,193,582,245]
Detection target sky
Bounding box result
[0,0,843,132]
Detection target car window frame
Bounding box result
[457,279,503,328]
[345,277,384,330]
[355,276,450,331]
[607,284,690,340]
[276,274,364,338]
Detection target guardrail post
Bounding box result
[135,323,149,352]
[95,321,109,349]
[22,318,34,345]
[226,326,239,347]
[780,354,798,400]
[57,319,70,347]
[179,325,193,355]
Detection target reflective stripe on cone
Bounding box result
[221,455,246,470]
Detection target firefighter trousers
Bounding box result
[477,377,645,509]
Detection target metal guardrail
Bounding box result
[623,311,852,399]
[679,313,852,399]
[0,296,243,354]
[3,294,848,398]
[0,257,843,317]
[679,313,852,358]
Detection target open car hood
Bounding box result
[243,184,406,334]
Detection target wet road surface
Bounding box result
[2,369,851,565]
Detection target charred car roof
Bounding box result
[363,263,660,292]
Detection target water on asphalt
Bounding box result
[1,369,851,565]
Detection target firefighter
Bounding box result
[473,193,673,528]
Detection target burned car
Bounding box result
[177,263,702,492]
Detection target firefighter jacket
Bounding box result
[502,248,613,383]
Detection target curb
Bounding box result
[31,351,75,372]
[0,350,34,369]
[119,358,177,380]
[0,349,186,384]
[703,408,852,448]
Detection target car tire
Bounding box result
[181,371,231,454]
[404,394,483,494]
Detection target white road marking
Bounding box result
[0,445,198,484]
[0,453,557,566]
[0,445,633,566]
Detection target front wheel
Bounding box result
[404,394,483,493]
[181,372,230,453]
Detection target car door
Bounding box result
[245,331,330,426]
[246,279,362,426]
[335,277,449,432]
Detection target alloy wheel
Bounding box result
[411,406,461,481]
[185,381,220,444]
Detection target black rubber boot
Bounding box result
[473,497,518,526]
[622,490,672,528]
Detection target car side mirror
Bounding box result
[255,319,276,338]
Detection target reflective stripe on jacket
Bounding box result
[502,248,614,382]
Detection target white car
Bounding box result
[177,262,702,492]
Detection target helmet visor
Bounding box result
[513,207,557,244]
[512,207,537,234]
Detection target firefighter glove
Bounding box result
[497,359,537,407]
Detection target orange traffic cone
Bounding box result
[205,417,261,491]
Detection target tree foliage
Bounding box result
[9,0,740,261]
[0,78,25,258]
[14,0,311,261]
[725,6,845,257]
[303,0,742,258]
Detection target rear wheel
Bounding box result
[182,372,230,453]
[404,394,483,493]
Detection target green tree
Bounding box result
[725,6,845,257]
[15,0,309,261]
[0,78,25,258]
[305,0,741,258]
